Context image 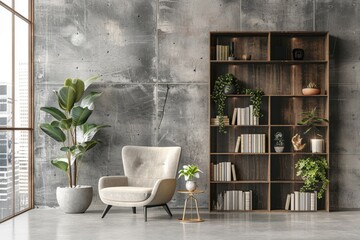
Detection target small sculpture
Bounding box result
[292,133,306,151]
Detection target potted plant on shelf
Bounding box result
[211,73,241,133]
[295,155,329,199]
[298,107,329,153]
[40,76,110,213]
[274,132,284,153]
[178,164,203,192]
[302,81,321,95]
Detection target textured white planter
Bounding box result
[56,186,93,213]
[274,146,284,153]
[185,181,197,192]
[311,139,324,153]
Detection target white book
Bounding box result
[231,108,237,125]
[226,162,231,181]
[314,191,317,211]
[237,108,241,125]
[232,190,237,210]
[245,107,250,125]
[234,136,241,153]
[245,191,251,210]
[214,164,217,181]
[250,190,252,210]
[228,191,232,210]
[239,191,244,210]
[240,108,246,125]
[294,191,300,211]
[216,45,219,60]
[290,193,295,211]
[249,105,254,125]
[285,194,291,210]
[227,191,231,211]
[306,192,311,211]
[224,191,227,210]
[300,192,305,211]
[231,164,237,181]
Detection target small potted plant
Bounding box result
[295,155,329,199]
[274,132,284,153]
[302,81,321,95]
[211,73,241,133]
[178,164,203,192]
[298,107,329,153]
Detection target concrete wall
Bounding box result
[34,0,360,210]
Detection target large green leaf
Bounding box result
[64,78,85,102]
[84,75,100,90]
[57,86,76,111]
[40,107,66,121]
[60,118,73,130]
[71,106,92,126]
[80,123,110,142]
[40,123,66,142]
[80,92,102,109]
[51,158,69,172]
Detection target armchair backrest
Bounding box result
[122,146,181,187]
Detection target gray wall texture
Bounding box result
[34,0,360,210]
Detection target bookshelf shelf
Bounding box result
[210,31,329,212]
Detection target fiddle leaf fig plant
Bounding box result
[40,76,110,188]
[295,156,329,199]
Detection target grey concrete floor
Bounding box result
[1,208,360,240]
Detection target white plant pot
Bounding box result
[274,146,284,153]
[185,181,197,192]
[56,186,93,213]
[311,139,324,153]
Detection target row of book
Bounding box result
[234,134,266,153]
[231,105,260,126]
[210,116,229,126]
[216,45,230,60]
[210,162,237,181]
[285,191,317,211]
[215,190,253,211]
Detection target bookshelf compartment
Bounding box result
[270,97,295,125]
[271,155,298,181]
[270,33,327,61]
[270,126,293,153]
[292,64,327,95]
[210,183,269,211]
[270,183,326,211]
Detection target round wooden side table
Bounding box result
[177,190,204,222]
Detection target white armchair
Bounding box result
[98,146,181,221]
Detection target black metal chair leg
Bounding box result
[144,206,147,222]
[162,204,172,217]
[132,207,136,214]
[101,205,112,218]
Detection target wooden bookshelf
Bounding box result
[209,31,329,212]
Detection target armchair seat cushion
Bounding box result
[100,187,153,202]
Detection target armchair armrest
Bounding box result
[98,176,128,190]
[145,178,176,206]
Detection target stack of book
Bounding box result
[231,105,259,126]
[211,116,229,126]
[210,162,237,181]
[216,190,253,211]
[285,191,317,211]
[216,45,229,60]
[240,134,266,153]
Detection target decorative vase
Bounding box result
[274,146,284,153]
[293,48,304,60]
[311,139,324,153]
[302,88,321,95]
[56,186,93,213]
[185,181,197,192]
[224,85,236,94]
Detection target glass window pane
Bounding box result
[0,6,13,128]
[15,16,29,128]
[0,131,14,220]
[14,0,29,19]
[0,1,13,8]
[14,131,29,212]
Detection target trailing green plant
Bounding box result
[178,164,203,181]
[242,88,264,118]
[298,107,329,138]
[295,155,329,199]
[211,73,241,133]
[40,76,110,188]
[306,81,319,88]
[274,132,284,147]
